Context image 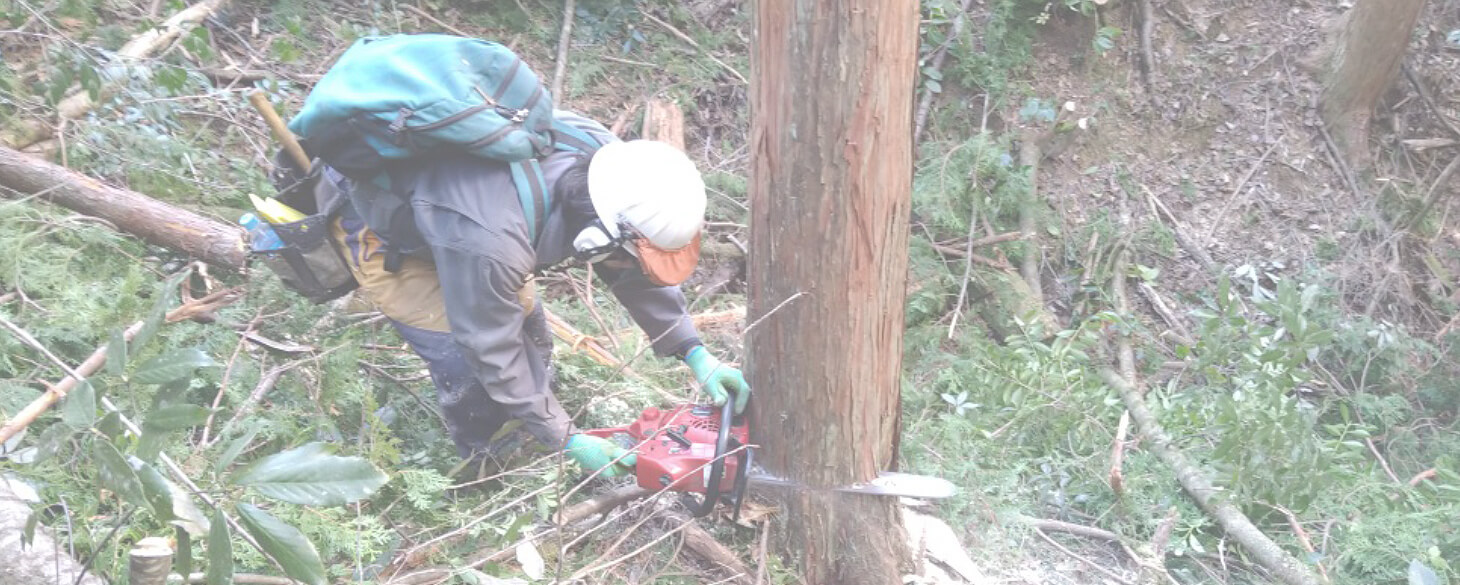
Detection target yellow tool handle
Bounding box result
[247,89,312,173]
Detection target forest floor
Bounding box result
[2,0,1460,584]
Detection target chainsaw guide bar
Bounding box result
[744,467,958,500]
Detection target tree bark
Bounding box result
[0,481,108,585]
[748,0,918,583]
[1317,0,1425,171]
[0,146,247,271]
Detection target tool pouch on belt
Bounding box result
[255,146,359,303]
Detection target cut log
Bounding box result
[2,0,231,149]
[0,145,247,271]
[643,98,687,147]
[0,479,107,585]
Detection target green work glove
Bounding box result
[564,434,637,478]
[684,346,751,414]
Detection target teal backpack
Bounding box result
[287,33,605,244]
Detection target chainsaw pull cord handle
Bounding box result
[694,400,735,518]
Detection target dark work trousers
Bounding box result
[332,211,554,459]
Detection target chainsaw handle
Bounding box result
[694,399,735,518]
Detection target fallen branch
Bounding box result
[1409,468,1437,487]
[1034,528,1135,585]
[1101,369,1323,585]
[1402,62,1460,140]
[664,510,753,583]
[692,306,747,330]
[399,4,471,38]
[913,0,977,144]
[544,308,631,370]
[0,284,239,445]
[1365,437,1404,486]
[568,515,709,582]
[1137,282,1195,346]
[1137,0,1155,89]
[3,0,231,149]
[553,485,653,525]
[639,11,747,84]
[930,244,1014,271]
[1397,153,1460,234]
[1141,184,1217,272]
[551,0,576,99]
[1108,240,1136,497]
[0,145,248,271]
[1267,504,1330,584]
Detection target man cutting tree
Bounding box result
[266,34,749,478]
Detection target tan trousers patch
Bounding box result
[330,219,535,332]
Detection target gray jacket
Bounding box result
[341,112,702,444]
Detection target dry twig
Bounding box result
[1034,528,1136,585]
[400,4,471,37]
[639,11,747,84]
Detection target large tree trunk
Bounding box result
[747,0,918,583]
[0,146,247,270]
[1317,0,1425,170]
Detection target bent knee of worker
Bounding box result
[332,218,451,332]
[392,321,477,390]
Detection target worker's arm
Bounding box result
[593,257,703,357]
[594,258,751,412]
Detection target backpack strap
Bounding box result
[510,119,610,245]
[510,160,550,244]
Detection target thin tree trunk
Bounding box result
[1317,0,1425,170]
[0,146,247,271]
[748,0,919,582]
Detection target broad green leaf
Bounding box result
[137,401,209,463]
[151,379,192,410]
[207,507,233,585]
[235,503,325,585]
[21,508,39,548]
[215,426,260,474]
[130,272,185,359]
[175,527,193,581]
[94,440,148,510]
[230,442,387,506]
[106,328,127,377]
[145,404,211,432]
[133,456,209,536]
[62,380,96,428]
[33,423,76,463]
[95,411,125,440]
[131,349,216,385]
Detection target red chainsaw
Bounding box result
[584,401,955,519]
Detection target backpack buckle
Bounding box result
[387,108,414,138]
[498,106,529,124]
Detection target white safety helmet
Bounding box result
[584,140,707,285]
